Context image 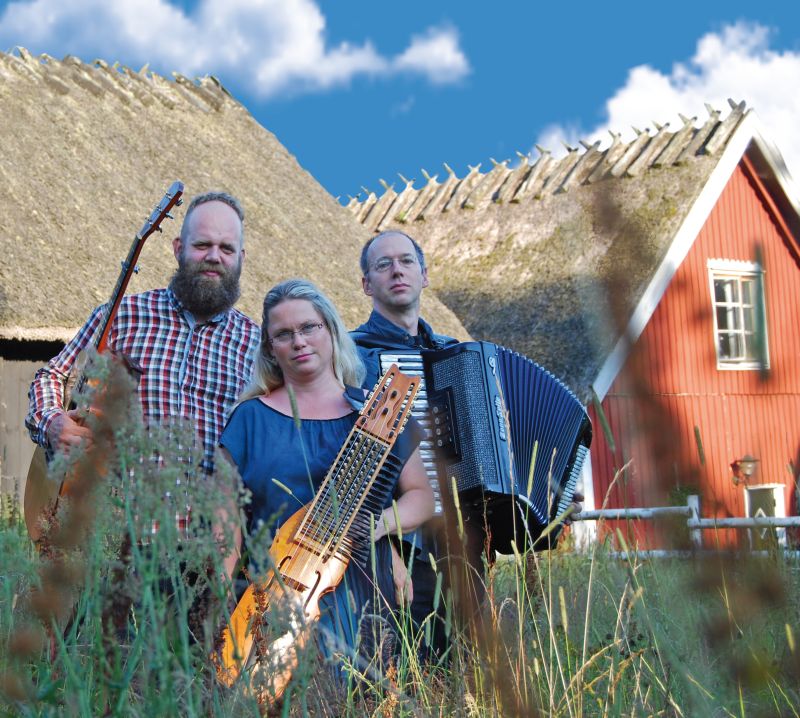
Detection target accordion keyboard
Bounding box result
[379,351,442,516]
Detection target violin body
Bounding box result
[216,505,349,701]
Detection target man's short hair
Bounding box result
[180,191,245,245]
[360,230,426,276]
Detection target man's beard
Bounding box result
[169,258,242,319]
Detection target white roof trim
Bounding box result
[591,111,791,400]
[748,117,800,218]
[707,258,761,272]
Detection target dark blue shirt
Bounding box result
[220,387,422,655]
[350,310,458,388]
[351,310,459,558]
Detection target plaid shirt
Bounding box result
[26,288,260,473]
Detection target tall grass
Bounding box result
[3,495,800,715]
[2,355,799,715]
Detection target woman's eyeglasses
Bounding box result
[268,322,325,346]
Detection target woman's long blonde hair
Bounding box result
[237,278,365,403]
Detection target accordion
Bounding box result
[421,341,592,553]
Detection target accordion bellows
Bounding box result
[422,341,592,553]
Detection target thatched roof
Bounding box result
[347,102,800,400]
[0,48,469,343]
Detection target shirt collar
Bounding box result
[362,309,440,348]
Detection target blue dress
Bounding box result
[220,388,421,658]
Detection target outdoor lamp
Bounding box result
[731,454,759,485]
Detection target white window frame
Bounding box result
[707,259,769,371]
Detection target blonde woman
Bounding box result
[220,279,433,660]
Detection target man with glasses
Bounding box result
[352,231,583,658]
[351,230,459,658]
[352,231,456,383]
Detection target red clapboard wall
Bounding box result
[589,155,800,548]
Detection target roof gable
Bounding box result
[347,102,800,401]
[593,112,800,399]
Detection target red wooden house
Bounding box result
[349,101,800,548]
[589,110,800,548]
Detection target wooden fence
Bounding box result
[0,358,39,502]
[572,495,800,551]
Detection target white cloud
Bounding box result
[0,0,469,98]
[534,21,800,179]
[394,26,469,84]
[0,0,200,69]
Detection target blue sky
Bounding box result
[2,1,800,199]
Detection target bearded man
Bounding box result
[26,191,260,475]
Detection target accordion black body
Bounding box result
[421,341,592,553]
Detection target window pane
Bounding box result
[743,305,755,331]
[743,332,757,360]
[729,333,743,359]
[715,279,738,303]
[719,332,745,360]
[741,279,753,305]
[714,279,738,303]
[717,305,740,331]
[718,332,733,359]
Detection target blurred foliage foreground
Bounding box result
[1,353,799,717]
